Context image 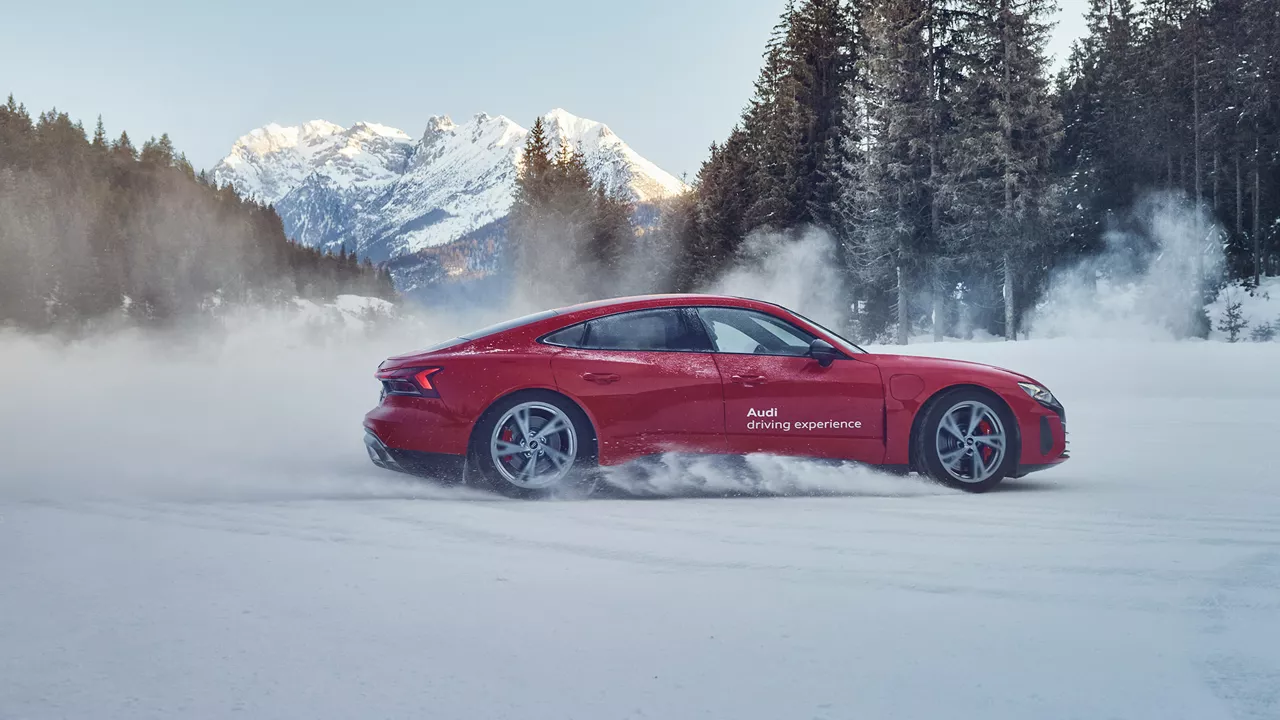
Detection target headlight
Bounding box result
[1018,382,1059,407]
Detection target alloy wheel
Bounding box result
[934,400,1007,484]
[490,401,578,489]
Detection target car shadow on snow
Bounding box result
[399,455,1063,501]
[987,479,1065,494]
[373,454,1066,502]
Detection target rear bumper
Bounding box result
[364,398,471,456]
[364,429,466,479]
[364,430,405,472]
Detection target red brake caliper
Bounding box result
[978,420,994,464]
[501,428,515,465]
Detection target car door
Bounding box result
[548,307,727,464]
[695,306,886,464]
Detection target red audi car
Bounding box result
[364,294,1068,497]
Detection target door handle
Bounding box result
[581,372,621,385]
[730,374,768,386]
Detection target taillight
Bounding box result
[413,368,441,392]
[376,365,442,398]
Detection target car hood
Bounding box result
[863,354,1040,387]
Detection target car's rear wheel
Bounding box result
[470,391,596,498]
[912,388,1016,493]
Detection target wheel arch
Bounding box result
[907,383,1021,471]
[467,387,600,461]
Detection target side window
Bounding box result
[543,323,587,347]
[697,307,816,356]
[579,309,712,352]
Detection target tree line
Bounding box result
[510,0,1277,342]
[0,96,396,331]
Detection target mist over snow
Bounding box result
[706,228,849,329]
[0,307,491,505]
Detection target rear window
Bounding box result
[459,310,559,340]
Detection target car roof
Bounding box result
[552,294,776,317]
[441,294,800,351]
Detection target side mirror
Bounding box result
[809,338,840,368]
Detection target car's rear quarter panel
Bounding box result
[364,343,562,457]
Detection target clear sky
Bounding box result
[5,0,1088,179]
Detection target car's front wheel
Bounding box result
[470,391,596,498]
[912,388,1016,493]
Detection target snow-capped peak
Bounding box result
[538,108,685,202]
[216,119,414,204]
[422,115,458,140]
[226,120,345,159]
[540,108,617,146]
[213,108,689,262]
[348,121,411,141]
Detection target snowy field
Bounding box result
[2,319,1279,720]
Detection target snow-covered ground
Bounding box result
[2,319,1278,719]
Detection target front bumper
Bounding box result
[1014,404,1068,477]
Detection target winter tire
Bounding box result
[470,390,597,499]
[912,388,1017,493]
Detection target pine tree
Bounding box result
[948,0,1061,340]
[646,190,698,293]
[1056,0,1144,225]
[507,116,555,284]
[836,0,959,343]
[794,0,858,220]
[687,130,754,288]
[91,116,108,151]
[508,118,637,304]
[112,130,136,161]
[587,185,634,293]
[517,117,552,201]
[139,133,175,166]
[1218,298,1248,341]
[742,0,859,231]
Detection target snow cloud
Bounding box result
[598,452,951,499]
[0,305,496,504]
[705,227,849,329]
[1026,192,1226,340]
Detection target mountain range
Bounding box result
[212,109,687,272]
